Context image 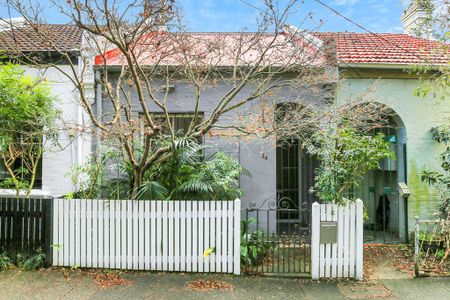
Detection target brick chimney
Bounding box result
[401,0,433,38]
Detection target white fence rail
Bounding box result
[311,199,363,280]
[52,198,241,275]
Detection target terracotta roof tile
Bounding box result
[95,31,325,67]
[314,32,448,65]
[0,24,82,52]
[1,25,446,66]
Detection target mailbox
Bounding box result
[320,221,338,244]
[398,182,410,198]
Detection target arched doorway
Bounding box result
[275,102,319,232]
[275,102,408,243]
[352,111,408,243]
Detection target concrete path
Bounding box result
[0,268,448,299]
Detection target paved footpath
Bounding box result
[0,269,449,300]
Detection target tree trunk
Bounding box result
[130,167,144,200]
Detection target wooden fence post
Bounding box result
[233,198,241,275]
[355,199,363,280]
[311,202,320,280]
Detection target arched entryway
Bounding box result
[352,109,408,243]
[275,102,319,232]
[275,102,408,243]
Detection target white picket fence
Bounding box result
[51,198,241,275]
[311,199,363,280]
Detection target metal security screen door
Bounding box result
[240,140,318,277]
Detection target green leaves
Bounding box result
[139,141,250,201]
[137,180,169,200]
[421,123,450,219]
[307,127,394,204]
[240,218,272,267]
[0,64,60,194]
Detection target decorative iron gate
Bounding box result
[242,198,311,276]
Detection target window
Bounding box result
[141,112,204,139]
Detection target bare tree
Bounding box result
[1,0,389,199]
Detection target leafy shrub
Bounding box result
[240,218,273,266]
[17,251,46,271]
[0,253,13,271]
[307,127,394,204]
[138,142,250,200]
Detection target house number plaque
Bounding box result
[320,221,338,244]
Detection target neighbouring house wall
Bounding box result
[336,74,450,235]
[14,65,92,197]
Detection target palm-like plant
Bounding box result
[137,140,250,200]
[174,151,250,200]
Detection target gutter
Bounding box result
[339,62,446,70]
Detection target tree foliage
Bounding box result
[306,127,394,204]
[421,125,450,218]
[411,0,449,100]
[2,0,329,199]
[137,142,250,200]
[0,64,59,195]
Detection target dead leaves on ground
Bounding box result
[363,245,415,280]
[58,268,133,289]
[93,271,133,289]
[186,279,234,292]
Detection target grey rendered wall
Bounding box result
[98,74,330,215]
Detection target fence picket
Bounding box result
[198,201,204,273]
[151,201,157,270]
[69,200,76,267]
[214,201,222,272]
[349,202,356,277]
[127,200,133,269]
[319,204,325,278]
[52,198,58,265]
[186,201,192,272]
[233,199,240,275]
[37,198,240,274]
[156,201,162,270]
[80,199,87,267]
[92,199,98,268]
[138,201,145,270]
[343,204,350,277]
[121,200,127,269]
[210,201,216,273]
[179,201,186,272]
[87,199,93,268]
[204,201,210,273]
[174,201,180,272]
[144,200,150,270]
[192,201,198,272]
[355,199,363,280]
[115,200,121,269]
[337,205,344,277]
[221,201,227,273]
[227,201,233,273]
[168,201,174,271]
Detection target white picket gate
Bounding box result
[311,199,363,280]
[51,198,241,275]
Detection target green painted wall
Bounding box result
[336,75,449,234]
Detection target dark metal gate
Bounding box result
[242,198,311,276]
